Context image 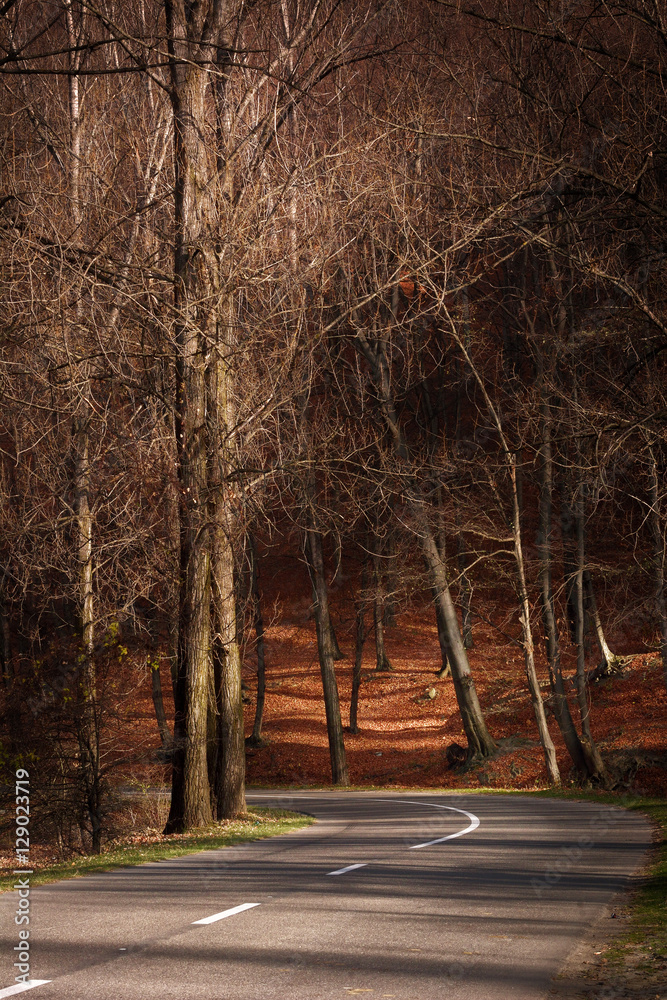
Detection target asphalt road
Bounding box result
[0,791,652,999]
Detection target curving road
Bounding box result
[0,791,652,999]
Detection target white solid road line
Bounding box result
[327,863,368,875]
[192,902,260,925]
[379,799,480,849]
[0,982,52,998]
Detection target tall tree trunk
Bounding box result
[573,479,607,783]
[421,377,461,666]
[65,0,101,853]
[151,659,173,751]
[419,525,496,757]
[74,396,101,851]
[211,520,246,818]
[456,529,474,649]
[431,528,452,678]
[164,0,222,832]
[208,284,246,819]
[509,457,560,785]
[248,532,267,746]
[372,541,393,671]
[455,289,474,651]
[432,593,452,679]
[455,312,558,781]
[536,374,589,779]
[354,328,494,758]
[559,489,582,644]
[306,526,349,785]
[166,483,181,698]
[648,449,667,691]
[583,570,620,674]
[350,556,369,734]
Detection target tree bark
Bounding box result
[583,570,620,674]
[211,526,246,818]
[248,532,267,746]
[208,286,246,819]
[573,479,607,783]
[372,542,393,671]
[64,0,102,853]
[535,377,589,779]
[648,450,667,691]
[509,458,560,786]
[164,0,224,832]
[419,524,496,757]
[306,526,349,785]
[456,530,474,650]
[350,557,369,733]
[151,659,173,751]
[432,594,452,679]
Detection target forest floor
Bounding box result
[240,612,667,796]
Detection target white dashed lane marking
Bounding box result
[192,902,260,925]
[327,863,368,875]
[0,982,52,998]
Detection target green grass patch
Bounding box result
[606,798,667,967]
[0,807,314,892]
[460,786,667,972]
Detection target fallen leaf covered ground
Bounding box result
[241,611,667,795]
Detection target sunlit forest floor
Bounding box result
[117,538,667,795]
[239,615,667,794]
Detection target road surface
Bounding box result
[0,791,652,999]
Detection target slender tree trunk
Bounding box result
[209,289,246,819]
[329,620,345,661]
[166,485,181,697]
[648,450,667,691]
[421,379,460,666]
[536,373,588,778]
[350,557,369,733]
[164,3,220,831]
[74,400,101,851]
[432,594,452,679]
[573,479,607,783]
[431,528,452,677]
[65,0,102,853]
[372,543,392,671]
[419,524,496,758]
[559,490,581,644]
[306,526,349,785]
[354,328,494,758]
[382,530,397,627]
[456,530,474,649]
[151,659,172,751]
[455,290,474,651]
[211,521,246,818]
[583,571,619,673]
[248,532,267,745]
[509,458,560,785]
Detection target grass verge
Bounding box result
[602,797,667,969]
[0,807,314,892]
[517,788,667,972]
